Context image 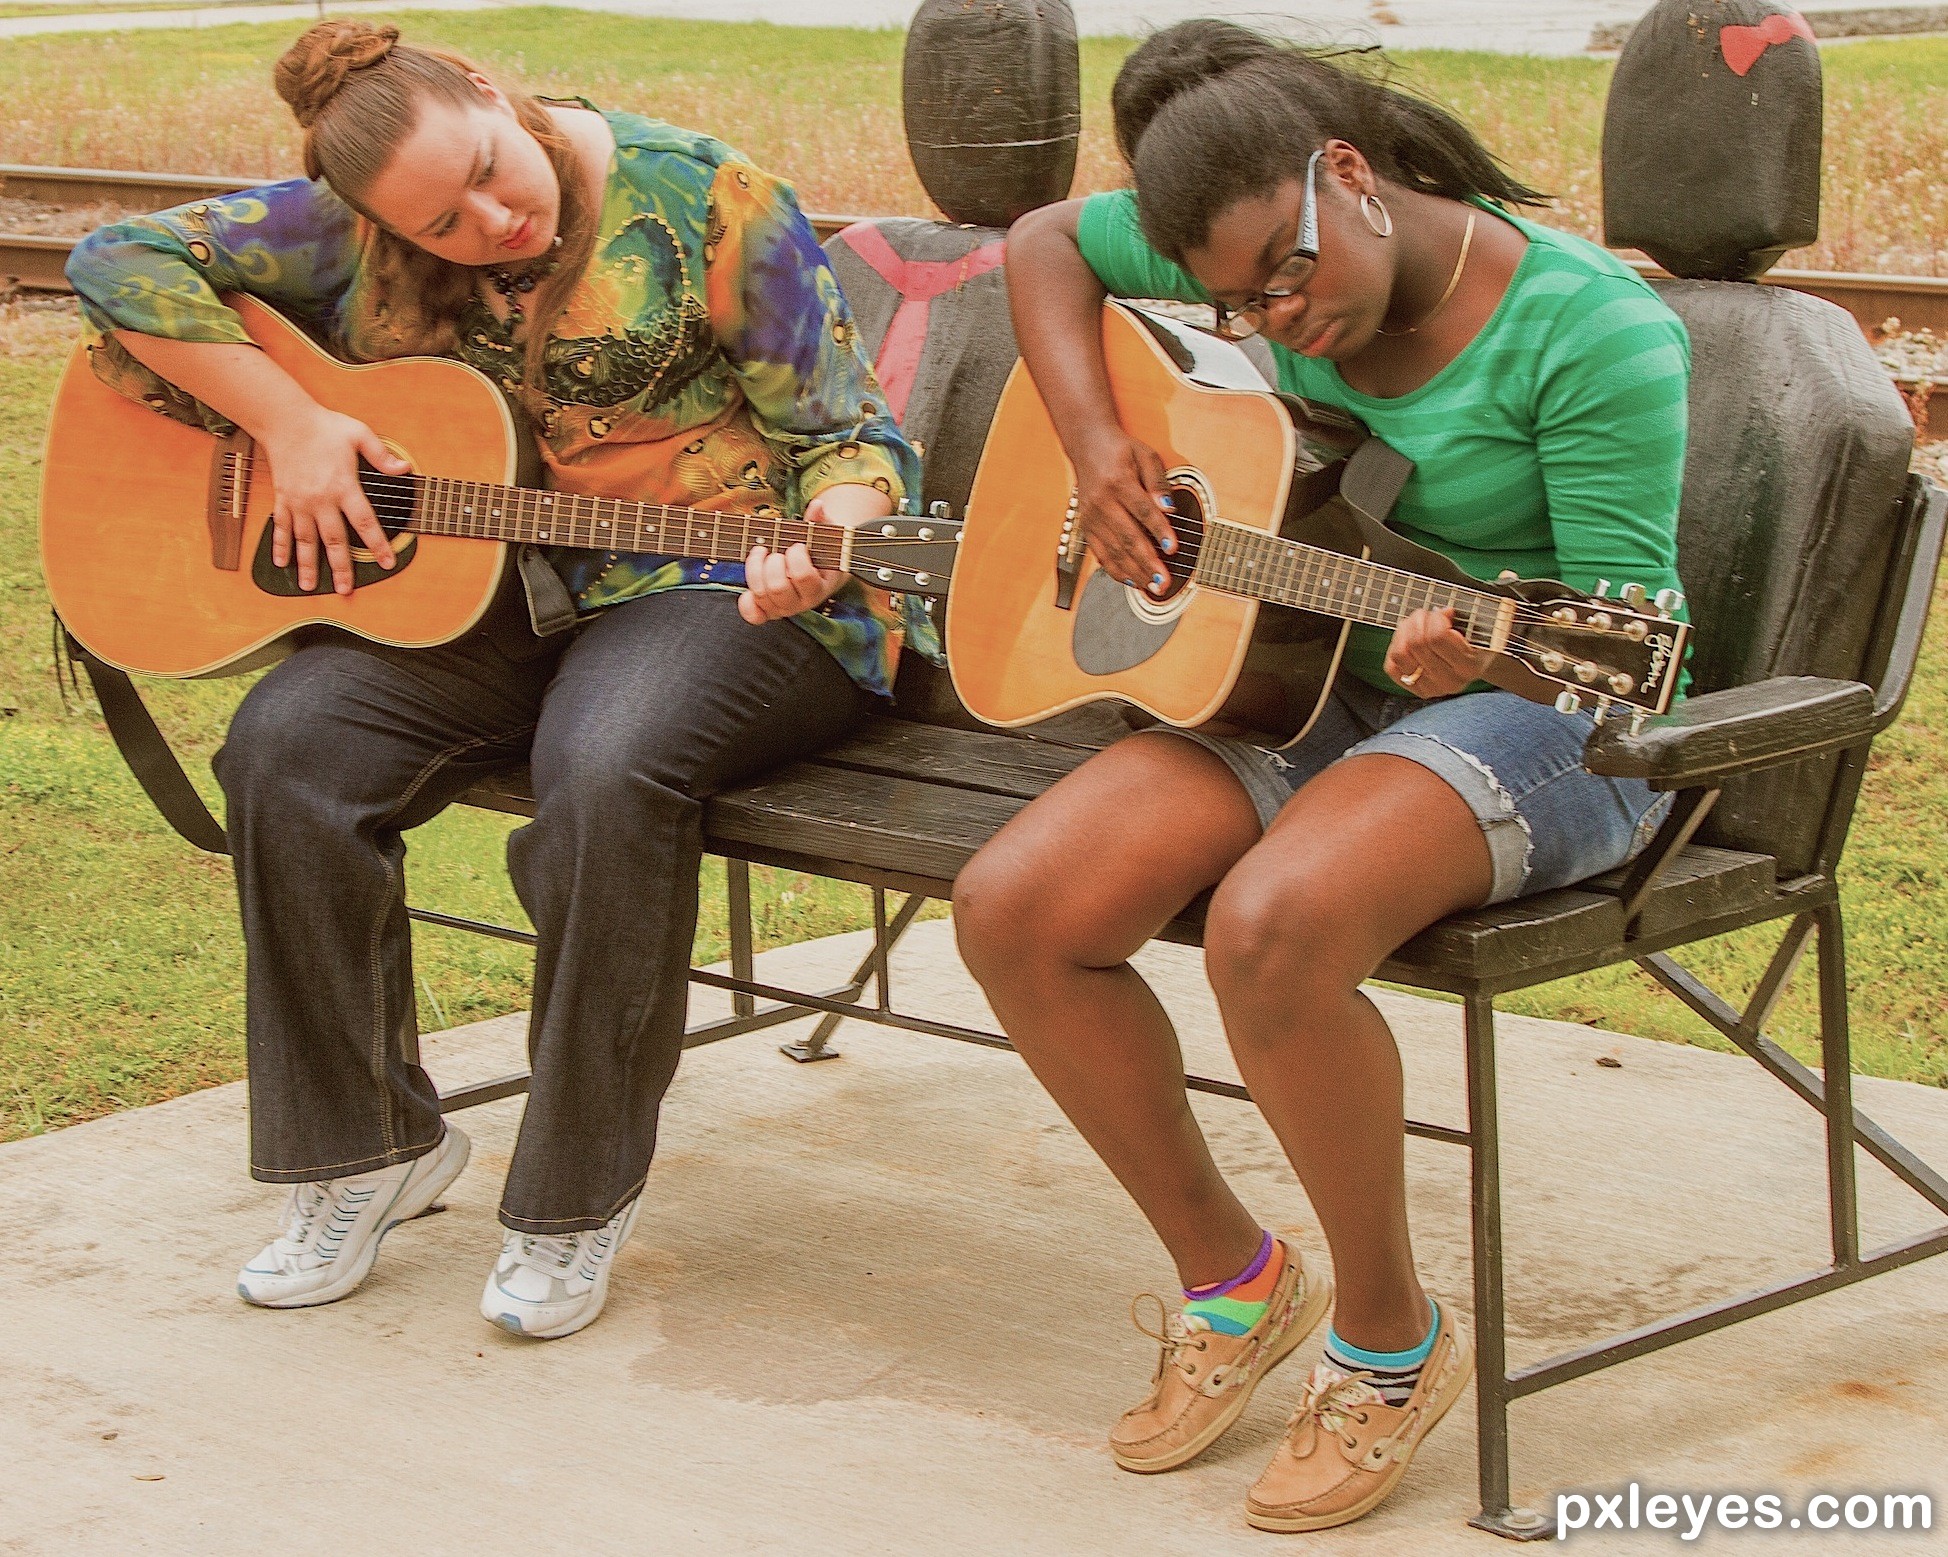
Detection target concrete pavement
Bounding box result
[3,921,1946,1553]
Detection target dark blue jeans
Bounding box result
[213,587,871,1233]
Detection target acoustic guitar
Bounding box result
[946,301,1689,745]
[40,294,961,679]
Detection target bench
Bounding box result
[411,444,1936,1538]
[399,198,1948,1535]
[56,62,1948,1540]
[68,244,1948,1539]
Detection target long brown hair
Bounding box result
[273,20,597,408]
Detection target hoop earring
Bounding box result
[1360,193,1394,237]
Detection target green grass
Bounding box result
[2,18,1945,1144]
[0,13,1940,271]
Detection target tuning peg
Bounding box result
[928,500,951,519]
[1630,710,1649,735]
[1591,697,1612,726]
[1539,650,1566,673]
[1593,578,1612,599]
[1575,661,1600,683]
[1589,611,1614,631]
[914,572,932,587]
[896,497,914,515]
[1555,690,1583,716]
[1654,587,1685,614]
[1497,569,1519,583]
[1608,672,1635,695]
[1619,582,1648,607]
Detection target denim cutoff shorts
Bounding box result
[1159,675,1673,905]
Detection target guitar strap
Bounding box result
[58,622,230,856]
[56,548,574,856]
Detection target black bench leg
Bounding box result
[728,858,756,1019]
[1816,902,1860,1269]
[1463,993,1553,1541]
[781,889,932,1062]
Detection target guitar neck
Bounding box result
[1196,518,1510,650]
[380,471,851,569]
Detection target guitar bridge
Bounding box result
[205,429,255,572]
[1053,487,1084,611]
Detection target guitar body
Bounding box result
[948,303,1408,747]
[41,293,521,678]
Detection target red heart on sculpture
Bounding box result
[1720,10,1816,76]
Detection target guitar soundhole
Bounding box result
[1157,482,1205,600]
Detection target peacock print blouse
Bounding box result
[66,104,933,696]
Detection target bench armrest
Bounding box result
[1583,676,1877,789]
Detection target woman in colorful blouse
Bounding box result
[67,20,919,1340]
[952,22,1689,1530]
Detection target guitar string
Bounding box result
[1153,518,1669,686]
[340,492,943,586]
[349,481,951,557]
[337,479,1669,669]
[351,472,1665,627]
[1162,514,1673,654]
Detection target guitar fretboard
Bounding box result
[1195,518,1504,646]
[383,472,852,568]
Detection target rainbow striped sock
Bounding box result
[1182,1231,1285,1336]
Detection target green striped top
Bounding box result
[1076,190,1691,696]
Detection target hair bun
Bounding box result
[274,20,401,128]
[1111,20,1275,161]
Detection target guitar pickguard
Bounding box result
[250,522,419,597]
[1071,569,1183,674]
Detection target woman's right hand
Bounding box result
[263,407,412,595]
[1071,426,1180,595]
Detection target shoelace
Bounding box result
[272,1181,336,1255]
[506,1231,584,1278]
[1131,1292,1212,1373]
[1290,1364,1403,1460]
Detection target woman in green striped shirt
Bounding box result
[953,21,1689,1531]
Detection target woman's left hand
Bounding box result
[1386,606,1496,698]
[738,483,893,625]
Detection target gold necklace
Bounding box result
[1377,210,1476,338]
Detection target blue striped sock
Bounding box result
[1323,1299,1439,1405]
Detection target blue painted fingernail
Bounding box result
[1150,573,1167,592]
[1161,535,1177,554]
[1123,577,1139,588]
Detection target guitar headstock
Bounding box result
[845,499,961,600]
[1507,581,1689,722]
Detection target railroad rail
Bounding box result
[5,161,1943,382]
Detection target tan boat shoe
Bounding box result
[1109,1237,1331,1474]
[1244,1301,1473,1532]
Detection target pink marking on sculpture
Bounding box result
[1719,11,1816,76]
[838,223,1006,423]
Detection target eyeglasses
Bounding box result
[1212,149,1323,342]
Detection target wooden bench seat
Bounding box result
[458,715,1786,990]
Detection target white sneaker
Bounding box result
[480,1196,644,1340]
[237,1127,471,1308]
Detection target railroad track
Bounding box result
[5,161,1943,392]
